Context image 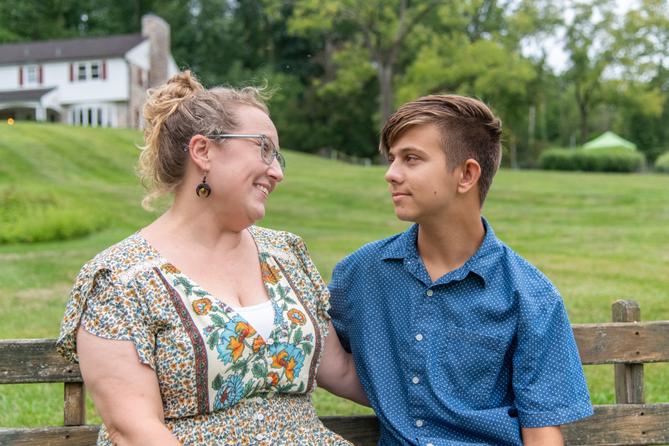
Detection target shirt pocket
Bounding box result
[432,328,508,409]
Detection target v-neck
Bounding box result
[133,230,282,343]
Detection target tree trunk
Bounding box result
[528,104,536,156]
[377,61,394,130]
[579,103,589,144]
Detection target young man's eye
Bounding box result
[406,155,419,162]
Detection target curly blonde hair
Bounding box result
[138,70,269,209]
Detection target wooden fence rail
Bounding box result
[1,300,668,446]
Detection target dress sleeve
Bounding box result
[56,261,156,369]
[286,233,331,338]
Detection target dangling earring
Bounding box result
[195,173,211,198]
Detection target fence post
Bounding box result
[612,299,644,404]
[64,382,86,426]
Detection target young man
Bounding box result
[328,95,593,445]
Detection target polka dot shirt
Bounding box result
[328,218,593,445]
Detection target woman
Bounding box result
[57,71,366,445]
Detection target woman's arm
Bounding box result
[521,426,564,446]
[76,328,181,446]
[316,321,369,406]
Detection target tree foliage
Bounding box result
[1,0,668,164]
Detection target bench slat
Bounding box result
[0,426,99,446]
[562,403,669,445]
[0,339,82,384]
[2,321,669,385]
[321,415,379,445]
[573,321,669,364]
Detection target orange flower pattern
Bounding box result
[192,298,212,315]
[261,261,281,285]
[288,308,307,325]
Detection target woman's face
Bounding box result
[207,105,284,228]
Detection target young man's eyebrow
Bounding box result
[388,145,426,156]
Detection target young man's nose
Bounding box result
[384,163,402,184]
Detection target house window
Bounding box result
[75,60,103,81]
[90,62,100,80]
[25,65,38,85]
[78,63,87,81]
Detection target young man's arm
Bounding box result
[521,426,564,445]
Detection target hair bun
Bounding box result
[143,70,204,130]
[164,70,205,98]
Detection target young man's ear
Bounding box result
[187,135,211,171]
[457,159,481,195]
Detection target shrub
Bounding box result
[655,151,669,173]
[539,148,645,173]
[0,187,108,244]
[538,148,577,171]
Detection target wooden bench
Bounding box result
[1,299,668,445]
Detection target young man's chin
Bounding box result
[394,208,418,223]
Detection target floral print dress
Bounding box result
[57,226,351,445]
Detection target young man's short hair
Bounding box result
[380,94,503,205]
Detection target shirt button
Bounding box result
[427,443,434,446]
[266,338,274,345]
[412,376,420,384]
[255,413,264,421]
[426,289,434,297]
[255,433,265,441]
[415,333,424,341]
[415,419,424,427]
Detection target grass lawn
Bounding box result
[1,123,668,427]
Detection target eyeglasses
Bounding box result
[206,133,285,171]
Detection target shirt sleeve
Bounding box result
[57,262,156,369]
[512,287,593,427]
[327,259,352,353]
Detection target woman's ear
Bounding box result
[457,158,481,195]
[187,135,210,172]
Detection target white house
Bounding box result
[0,14,178,128]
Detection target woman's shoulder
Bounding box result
[81,232,161,284]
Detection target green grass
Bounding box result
[1,122,668,427]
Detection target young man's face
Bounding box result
[384,123,461,224]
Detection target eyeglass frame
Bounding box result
[198,133,285,171]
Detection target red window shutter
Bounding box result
[19,66,23,86]
[69,63,74,82]
[38,65,43,84]
[102,60,107,80]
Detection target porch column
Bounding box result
[35,105,46,122]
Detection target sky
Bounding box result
[527,0,639,73]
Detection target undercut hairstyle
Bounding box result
[379,94,502,206]
[138,70,269,209]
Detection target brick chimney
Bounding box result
[141,14,170,88]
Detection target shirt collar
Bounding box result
[380,217,503,286]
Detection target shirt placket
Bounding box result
[405,256,434,433]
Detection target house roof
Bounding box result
[0,88,56,102]
[583,131,637,151]
[0,33,146,65]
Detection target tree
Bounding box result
[287,0,441,128]
[563,0,618,144]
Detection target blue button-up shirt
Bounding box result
[329,219,593,445]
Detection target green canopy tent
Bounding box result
[583,131,637,151]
